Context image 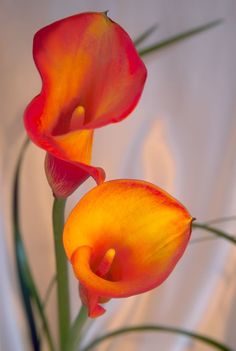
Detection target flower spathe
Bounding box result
[63,180,193,317]
[24,12,147,197]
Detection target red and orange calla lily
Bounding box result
[24,12,147,197]
[63,180,193,318]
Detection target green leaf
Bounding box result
[206,216,236,225]
[80,325,234,351]
[28,272,56,351]
[12,138,40,351]
[42,274,57,310]
[138,19,223,57]
[52,198,70,351]
[192,222,236,244]
[12,137,55,351]
[37,274,57,341]
[133,23,158,47]
[190,236,218,245]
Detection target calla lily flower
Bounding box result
[24,12,147,197]
[63,180,193,318]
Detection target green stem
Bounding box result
[67,305,88,351]
[193,223,236,244]
[52,198,70,350]
[81,325,233,351]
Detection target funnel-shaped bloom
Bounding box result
[63,180,192,317]
[24,13,147,197]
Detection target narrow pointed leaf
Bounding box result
[42,274,57,310]
[138,19,223,57]
[12,136,55,351]
[80,325,233,351]
[192,222,236,244]
[12,138,40,351]
[206,216,236,225]
[190,236,218,244]
[133,23,158,47]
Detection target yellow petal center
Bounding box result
[96,248,116,277]
[70,105,85,130]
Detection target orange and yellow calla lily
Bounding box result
[63,179,193,318]
[24,12,147,197]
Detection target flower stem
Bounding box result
[67,305,88,351]
[52,198,70,350]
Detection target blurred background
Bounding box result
[1,0,236,350]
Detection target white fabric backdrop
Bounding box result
[1,1,236,350]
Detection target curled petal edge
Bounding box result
[71,245,183,299]
[45,154,105,198]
